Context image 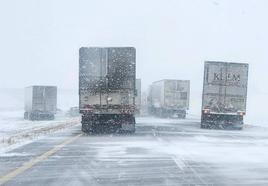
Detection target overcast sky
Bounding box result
[0,0,268,122]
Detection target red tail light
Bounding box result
[203,108,210,114]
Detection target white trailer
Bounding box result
[79,47,136,133]
[148,79,190,118]
[201,61,249,130]
[24,86,57,120]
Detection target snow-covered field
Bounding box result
[0,88,80,153]
[0,112,79,152]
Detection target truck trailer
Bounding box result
[79,47,136,133]
[201,61,249,130]
[24,86,57,120]
[148,79,190,118]
[135,79,141,115]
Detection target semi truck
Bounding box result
[79,47,136,133]
[201,61,249,130]
[148,79,190,118]
[135,79,141,115]
[24,86,57,120]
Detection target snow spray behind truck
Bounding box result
[24,86,57,120]
[148,80,190,118]
[201,61,249,130]
[79,47,136,133]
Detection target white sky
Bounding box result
[0,0,267,123]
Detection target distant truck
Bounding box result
[135,79,141,115]
[79,47,136,133]
[24,86,57,120]
[201,61,249,130]
[66,107,80,117]
[148,79,190,118]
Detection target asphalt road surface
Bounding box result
[1,117,268,186]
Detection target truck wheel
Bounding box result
[201,123,208,129]
[82,123,88,133]
[130,128,136,134]
[48,114,55,120]
[178,114,186,119]
[81,124,87,132]
[120,115,136,134]
[24,112,29,120]
[233,125,243,130]
[29,113,35,120]
[82,123,94,133]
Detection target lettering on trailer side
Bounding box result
[213,73,241,81]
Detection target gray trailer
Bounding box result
[24,86,57,120]
[201,61,249,130]
[148,79,190,118]
[79,47,136,133]
[135,79,141,115]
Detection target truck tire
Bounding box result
[82,123,93,133]
[81,115,95,133]
[29,113,35,121]
[48,114,55,120]
[236,127,243,130]
[201,122,209,129]
[24,112,29,120]
[129,115,136,134]
[120,115,136,134]
[178,113,186,119]
[81,123,87,132]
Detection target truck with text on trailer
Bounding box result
[201,61,249,130]
[148,79,190,118]
[79,47,136,133]
[24,86,57,120]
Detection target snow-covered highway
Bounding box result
[1,117,268,185]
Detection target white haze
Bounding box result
[0,0,267,125]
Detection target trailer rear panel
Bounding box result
[202,61,248,114]
[150,80,190,109]
[201,61,249,129]
[25,86,57,113]
[24,86,57,120]
[148,79,190,118]
[79,47,136,133]
[79,47,136,114]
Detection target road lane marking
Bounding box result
[0,133,83,185]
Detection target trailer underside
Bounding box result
[24,111,55,121]
[201,113,243,130]
[81,114,135,134]
[149,107,187,119]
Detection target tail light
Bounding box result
[237,111,245,116]
[84,105,93,113]
[203,108,210,114]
